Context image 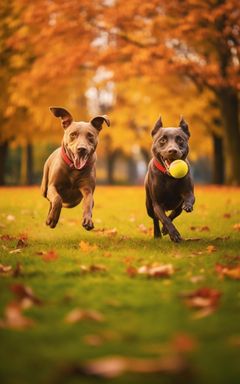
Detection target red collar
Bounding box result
[153,158,168,174]
[61,146,75,169]
[61,146,91,170]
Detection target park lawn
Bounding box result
[0,185,240,384]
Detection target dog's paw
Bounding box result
[46,212,59,228]
[169,229,182,243]
[162,224,168,235]
[46,216,58,228]
[82,217,94,231]
[182,202,193,213]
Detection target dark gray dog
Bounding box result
[41,107,110,229]
[145,117,195,242]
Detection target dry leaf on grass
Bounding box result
[181,287,221,318]
[233,223,240,232]
[36,250,59,261]
[0,234,15,241]
[80,264,107,274]
[206,245,217,253]
[11,283,43,306]
[9,248,22,254]
[79,241,98,252]
[190,226,210,232]
[0,303,34,330]
[0,264,13,273]
[215,264,240,280]
[83,334,103,346]
[138,264,174,278]
[66,355,188,379]
[65,308,105,324]
[93,228,117,237]
[171,333,198,353]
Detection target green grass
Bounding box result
[0,185,240,384]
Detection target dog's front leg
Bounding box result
[46,185,62,228]
[153,203,182,242]
[182,191,195,213]
[81,187,94,231]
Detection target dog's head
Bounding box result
[151,116,190,166]
[50,107,110,169]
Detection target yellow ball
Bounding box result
[169,160,188,178]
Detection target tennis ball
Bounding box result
[169,159,188,178]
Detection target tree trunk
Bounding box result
[127,156,137,184]
[20,142,34,185]
[0,141,9,185]
[217,89,240,185]
[105,150,119,184]
[26,143,34,185]
[212,133,225,184]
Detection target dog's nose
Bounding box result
[77,146,88,156]
[168,148,178,155]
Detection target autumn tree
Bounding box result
[101,0,240,184]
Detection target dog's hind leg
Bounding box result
[153,217,161,238]
[162,206,182,235]
[46,185,62,228]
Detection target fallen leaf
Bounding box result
[181,287,221,318]
[80,264,107,274]
[138,224,148,234]
[206,245,217,253]
[65,308,105,324]
[171,333,197,353]
[0,264,13,273]
[0,303,34,330]
[0,234,15,241]
[190,275,205,284]
[79,241,98,252]
[213,236,230,241]
[67,355,188,378]
[126,266,137,277]
[233,223,240,232]
[215,264,240,280]
[9,248,22,254]
[11,283,43,306]
[41,250,59,262]
[16,234,28,248]
[138,264,174,278]
[93,228,117,237]
[83,334,103,346]
[190,226,210,232]
[223,213,231,218]
[6,215,16,222]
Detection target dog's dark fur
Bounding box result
[145,117,195,242]
[41,107,110,230]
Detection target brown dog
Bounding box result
[41,107,110,229]
[145,117,195,242]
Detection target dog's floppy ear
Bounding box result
[90,115,110,131]
[179,116,190,137]
[151,116,163,137]
[49,107,73,129]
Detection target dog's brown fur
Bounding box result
[41,107,110,229]
[145,117,195,242]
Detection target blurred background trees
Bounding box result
[0,0,239,185]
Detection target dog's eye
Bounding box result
[87,133,95,142]
[176,136,184,145]
[159,137,167,145]
[70,132,78,140]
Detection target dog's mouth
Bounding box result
[73,148,89,170]
[160,156,181,171]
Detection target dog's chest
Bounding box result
[155,177,184,210]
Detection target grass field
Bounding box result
[0,185,240,384]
